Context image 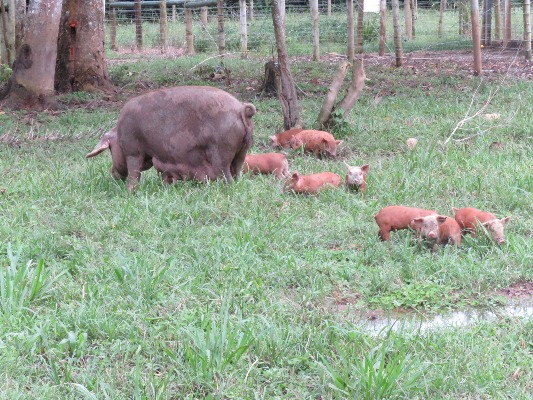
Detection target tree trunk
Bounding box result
[494,0,501,39]
[271,0,300,129]
[55,0,113,94]
[356,0,364,53]
[317,61,349,127]
[471,0,482,75]
[504,0,511,47]
[185,8,195,54]
[405,0,412,40]
[218,0,225,56]
[328,0,332,16]
[379,0,386,55]
[110,8,118,51]
[258,60,281,96]
[482,0,492,45]
[438,0,446,37]
[347,0,354,60]
[338,59,365,113]
[160,0,168,51]
[200,6,208,28]
[411,0,417,38]
[249,0,254,21]
[14,0,25,52]
[0,0,11,65]
[524,0,531,60]
[240,0,248,58]
[280,0,286,25]
[392,0,403,66]
[7,0,15,63]
[134,0,142,51]
[310,0,320,61]
[0,0,62,109]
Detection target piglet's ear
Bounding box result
[291,172,300,181]
[336,140,344,146]
[451,207,459,216]
[410,218,424,229]
[436,215,447,225]
[344,161,351,170]
[361,164,370,173]
[500,216,511,225]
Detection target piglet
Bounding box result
[344,162,369,192]
[374,206,437,241]
[289,130,343,158]
[242,153,290,179]
[283,171,341,194]
[452,207,510,244]
[270,128,303,148]
[409,215,462,250]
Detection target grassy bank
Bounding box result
[0,52,532,398]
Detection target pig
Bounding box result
[86,86,256,192]
[374,206,437,241]
[344,162,369,192]
[452,207,511,244]
[242,153,290,179]
[270,127,303,148]
[409,215,462,249]
[283,171,341,194]
[288,130,343,158]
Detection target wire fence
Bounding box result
[104,1,529,58]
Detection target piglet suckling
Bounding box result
[283,171,341,194]
[344,162,369,192]
[289,130,343,158]
[270,128,303,148]
[242,153,290,179]
[452,207,510,244]
[374,206,438,241]
[409,214,462,249]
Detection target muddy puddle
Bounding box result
[358,301,533,335]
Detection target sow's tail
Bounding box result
[86,127,118,158]
[240,103,256,149]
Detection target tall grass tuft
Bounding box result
[0,244,64,318]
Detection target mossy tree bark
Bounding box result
[55,0,113,94]
[0,0,62,110]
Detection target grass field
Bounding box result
[1,10,532,399]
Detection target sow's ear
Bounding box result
[86,127,117,158]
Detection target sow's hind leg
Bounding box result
[125,154,152,192]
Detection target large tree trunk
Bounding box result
[0,0,62,109]
[14,0,25,52]
[356,0,364,53]
[271,0,300,129]
[240,0,248,58]
[379,0,386,56]
[391,0,403,66]
[310,0,319,61]
[471,0,482,75]
[55,0,113,93]
[524,0,531,60]
[347,0,354,60]
[405,0,412,40]
[0,0,12,65]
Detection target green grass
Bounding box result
[1,33,533,399]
